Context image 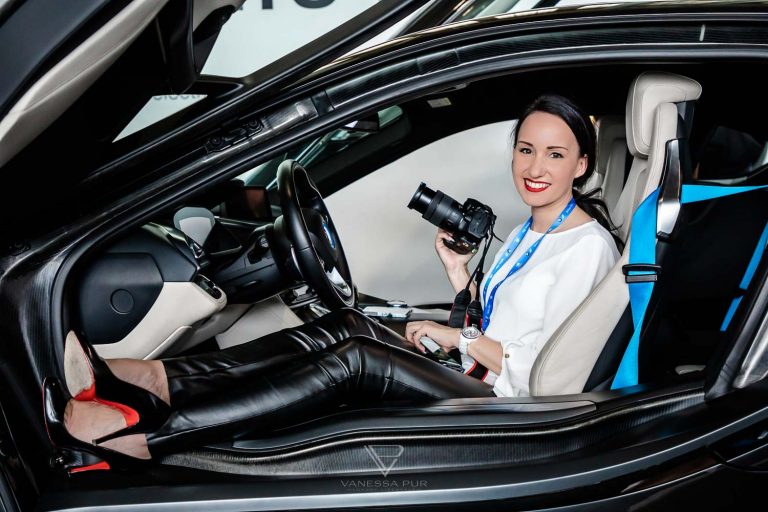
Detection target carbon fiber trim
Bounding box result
[159,389,703,476]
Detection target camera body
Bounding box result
[408,183,495,254]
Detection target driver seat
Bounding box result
[528,72,702,396]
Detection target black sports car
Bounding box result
[2,0,768,510]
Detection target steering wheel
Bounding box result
[276,160,356,309]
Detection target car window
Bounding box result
[114,95,207,142]
[239,105,404,187]
[325,120,521,306]
[693,125,768,181]
[114,0,385,142]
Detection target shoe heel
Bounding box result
[51,449,111,474]
[70,461,111,474]
[43,378,151,472]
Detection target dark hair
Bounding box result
[513,94,623,251]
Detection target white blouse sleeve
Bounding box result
[493,235,616,397]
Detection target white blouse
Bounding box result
[477,219,620,398]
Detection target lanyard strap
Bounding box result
[481,198,577,329]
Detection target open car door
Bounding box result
[0,0,432,242]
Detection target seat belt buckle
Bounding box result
[622,264,661,283]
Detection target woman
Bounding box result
[44,94,620,470]
[405,94,620,397]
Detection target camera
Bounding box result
[408,183,495,254]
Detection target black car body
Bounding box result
[2,0,768,510]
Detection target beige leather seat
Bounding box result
[583,116,628,213]
[529,72,702,396]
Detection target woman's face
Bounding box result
[512,111,587,209]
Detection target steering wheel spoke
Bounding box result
[326,266,353,299]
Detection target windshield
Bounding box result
[239,105,404,188]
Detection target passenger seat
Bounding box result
[584,116,628,213]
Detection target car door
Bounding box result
[0,0,436,244]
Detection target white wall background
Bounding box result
[325,121,529,306]
[203,0,380,77]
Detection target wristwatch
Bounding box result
[459,325,481,355]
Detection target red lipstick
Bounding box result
[524,179,550,193]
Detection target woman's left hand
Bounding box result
[404,321,460,353]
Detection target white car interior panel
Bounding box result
[0,0,169,168]
[325,120,525,306]
[529,72,701,396]
[162,303,251,356]
[215,296,303,350]
[94,282,227,360]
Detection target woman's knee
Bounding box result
[328,335,390,372]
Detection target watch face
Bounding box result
[462,326,481,339]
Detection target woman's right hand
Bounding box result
[435,228,475,273]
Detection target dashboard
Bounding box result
[78,222,227,359]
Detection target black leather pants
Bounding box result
[161,308,414,407]
[147,309,494,454]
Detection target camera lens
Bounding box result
[426,192,464,229]
[408,183,464,231]
[407,182,435,214]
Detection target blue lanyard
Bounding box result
[481,198,577,329]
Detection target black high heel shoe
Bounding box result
[43,378,152,473]
[64,331,170,444]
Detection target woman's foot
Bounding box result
[64,330,171,405]
[106,359,171,406]
[63,399,151,459]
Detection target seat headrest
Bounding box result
[626,72,702,158]
[596,116,625,178]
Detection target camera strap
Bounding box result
[447,220,496,381]
[481,198,577,329]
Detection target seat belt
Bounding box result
[720,219,768,331]
[611,184,768,389]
